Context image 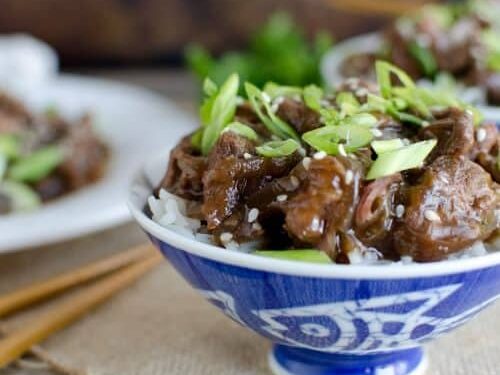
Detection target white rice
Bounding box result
[148,189,206,242]
[149,189,497,264]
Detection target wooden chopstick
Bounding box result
[0,244,156,318]
[325,0,433,17]
[0,252,163,368]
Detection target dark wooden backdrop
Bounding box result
[0,0,434,65]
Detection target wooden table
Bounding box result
[1,68,499,375]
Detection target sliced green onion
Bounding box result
[341,113,378,127]
[9,145,65,183]
[256,139,300,158]
[408,41,438,77]
[366,139,437,180]
[319,107,340,126]
[392,87,431,118]
[363,93,390,113]
[200,74,240,155]
[388,108,427,127]
[191,128,203,149]
[336,92,360,116]
[0,180,41,212]
[371,139,405,154]
[0,134,20,160]
[376,60,416,99]
[222,121,258,141]
[245,82,300,141]
[254,249,331,264]
[263,82,302,99]
[0,154,6,181]
[303,85,324,111]
[203,78,218,96]
[302,125,373,155]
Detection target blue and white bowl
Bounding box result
[128,154,500,375]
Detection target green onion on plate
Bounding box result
[222,121,259,141]
[245,82,300,141]
[9,145,65,183]
[254,249,331,264]
[0,180,41,212]
[256,139,301,157]
[371,139,406,154]
[366,139,437,180]
[302,124,373,155]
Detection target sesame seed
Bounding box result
[371,128,383,137]
[243,152,252,160]
[220,232,233,243]
[422,121,430,127]
[262,92,271,103]
[252,222,262,231]
[424,209,441,222]
[338,144,347,157]
[276,194,288,202]
[477,128,487,143]
[248,208,259,223]
[395,204,405,218]
[345,170,353,185]
[331,176,340,189]
[313,151,327,160]
[355,88,368,97]
[290,175,300,188]
[302,157,312,170]
[270,103,280,113]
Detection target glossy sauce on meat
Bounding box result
[158,93,500,263]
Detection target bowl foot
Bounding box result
[269,344,428,375]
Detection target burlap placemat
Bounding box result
[1,223,499,375]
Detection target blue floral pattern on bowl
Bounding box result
[130,154,500,375]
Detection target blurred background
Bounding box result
[0,0,434,66]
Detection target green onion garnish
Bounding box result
[0,154,6,181]
[302,125,373,155]
[245,82,300,141]
[198,74,240,155]
[376,60,416,99]
[336,92,360,116]
[254,249,331,264]
[9,145,65,183]
[408,41,438,77]
[263,82,303,99]
[222,121,259,141]
[366,139,437,180]
[303,84,324,111]
[0,180,41,212]
[341,113,378,128]
[371,139,405,154]
[256,139,301,157]
[0,134,20,160]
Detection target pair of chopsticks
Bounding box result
[0,244,163,368]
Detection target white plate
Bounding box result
[321,32,382,89]
[0,74,196,253]
[321,32,498,110]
